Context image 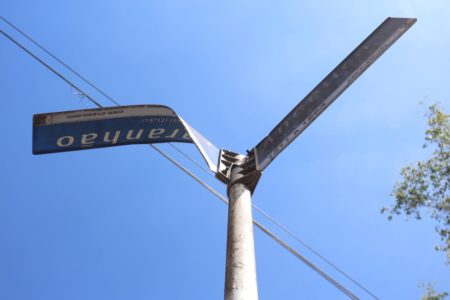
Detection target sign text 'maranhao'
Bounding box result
[33,105,193,154]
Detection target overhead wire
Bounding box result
[0,15,120,107]
[251,204,379,299]
[0,29,102,108]
[0,17,379,299]
[168,143,216,177]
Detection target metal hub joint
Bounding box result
[216,148,262,195]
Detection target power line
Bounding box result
[0,29,102,108]
[0,15,120,107]
[251,204,379,300]
[168,143,216,177]
[0,18,376,299]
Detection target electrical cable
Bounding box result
[0,29,102,108]
[251,204,379,300]
[0,15,120,106]
[168,143,216,177]
[0,19,378,299]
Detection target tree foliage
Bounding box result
[421,284,448,300]
[382,104,450,261]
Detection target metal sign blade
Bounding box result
[254,17,416,171]
[179,118,220,173]
[33,104,222,175]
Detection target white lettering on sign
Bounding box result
[81,133,98,145]
[126,129,144,140]
[165,129,179,138]
[104,131,121,144]
[148,128,165,138]
[57,136,75,147]
[54,128,190,148]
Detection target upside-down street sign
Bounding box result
[33,104,220,173]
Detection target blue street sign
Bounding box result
[33,105,193,154]
[33,104,221,174]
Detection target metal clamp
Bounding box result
[216,148,261,195]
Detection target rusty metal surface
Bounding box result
[254,18,416,171]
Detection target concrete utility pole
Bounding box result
[224,164,259,300]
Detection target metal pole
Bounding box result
[224,165,258,300]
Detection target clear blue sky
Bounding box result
[1,1,449,299]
